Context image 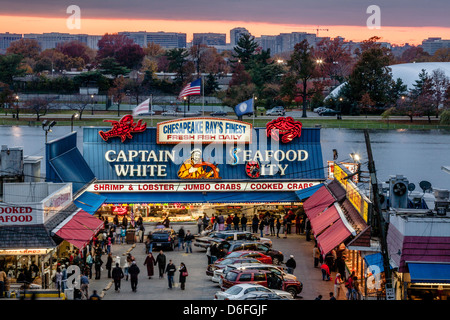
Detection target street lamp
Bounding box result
[71,113,79,132]
[42,120,57,143]
[183,96,187,117]
[349,153,361,163]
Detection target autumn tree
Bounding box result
[108,76,126,116]
[284,40,317,117]
[57,40,95,65]
[7,38,41,60]
[400,46,430,63]
[314,37,354,87]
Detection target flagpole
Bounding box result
[252,94,255,127]
[202,75,205,116]
[150,94,153,127]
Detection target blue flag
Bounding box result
[234,98,254,116]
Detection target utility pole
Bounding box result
[364,129,393,299]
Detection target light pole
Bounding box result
[71,113,79,132]
[42,120,57,143]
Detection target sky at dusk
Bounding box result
[1,0,449,45]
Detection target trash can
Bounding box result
[65,288,74,300]
[126,229,136,244]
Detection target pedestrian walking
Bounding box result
[80,272,89,299]
[106,253,113,278]
[276,218,281,238]
[202,215,209,232]
[179,262,188,290]
[197,217,203,234]
[269,215,275,236]
[252,215,259,233]
[313,245,321,268]
[120,227,126,244]
[241,215,247,231]
[106,237,112,254]
[61,264,68,291]
[295,214,301,234]
[258,218,265,237]
[94,255,103,280]
[155,250,166,278]
[334,273,345,299]
[305,218,311,241]
[54,267,62,291]
[206,245,212,265]
[177,227,185,250]
[233,214,240,230]
[217,214,225,231]
[285,255,296,274]
[184,230,194,253]
[129,261,140,292]
[165,260,176,289]
[144,252,155,279]
[86,252,93,279]
[111,263,124,292]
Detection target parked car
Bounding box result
[318,108,341,116]
[195,231,271,249]
[150,228,178,251]
[210,110,227,116]
[207,257,261,277]
[135,110,156,116]
[217,251,273,265]
[313,106,327,113]
[266,106,285,116]
[214,283,292,300]
[221,269,303,298]
[215,262,291,285]
[218,241,284,264]
[237,291,290,300]
[162,110,177,116]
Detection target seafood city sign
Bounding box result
[86,116,323,181]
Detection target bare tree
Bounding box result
[24,96,56,121]
[67,94,92,120]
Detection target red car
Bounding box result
[221,269,303,298]
[218,251,273,265]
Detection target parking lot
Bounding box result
[89,222,335,301]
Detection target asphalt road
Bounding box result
[84,222,336,301]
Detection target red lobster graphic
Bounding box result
[99,114,147,142]
[266,116,302,143]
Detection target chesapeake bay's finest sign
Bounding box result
[86,181,319,193]
[157,118,252,144]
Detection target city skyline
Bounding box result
[0,0,449,45]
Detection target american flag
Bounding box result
[178,78,202,100]
[132,98,150,116]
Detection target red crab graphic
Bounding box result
[99,114,147,142]
[266,116,302,143]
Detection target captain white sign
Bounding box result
[157,118,252,144]
[87,181,320,193]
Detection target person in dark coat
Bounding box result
[285,255,297,274]
[240,215,247,231]
[165,260,176,289]
[106,253,113,278]
[143,253,155,279]
[252,215,259,233]
[232,215,240,230]
[128,261,140,292]
[111,263,124,292]
[178,262,188,290]
[94,255,103,280]
[155,250,166,278]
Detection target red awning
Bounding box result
[316,218,352,256]
[303,185,335,220]
[310,204,340,236]
[55,210,104,250]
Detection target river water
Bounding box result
[1,126,449,191]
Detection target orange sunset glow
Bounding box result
[2,15,449,46]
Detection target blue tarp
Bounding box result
[73,191,107,215]
[408,263,450,283]
[102,191,300,204]
[295,183,324,201]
